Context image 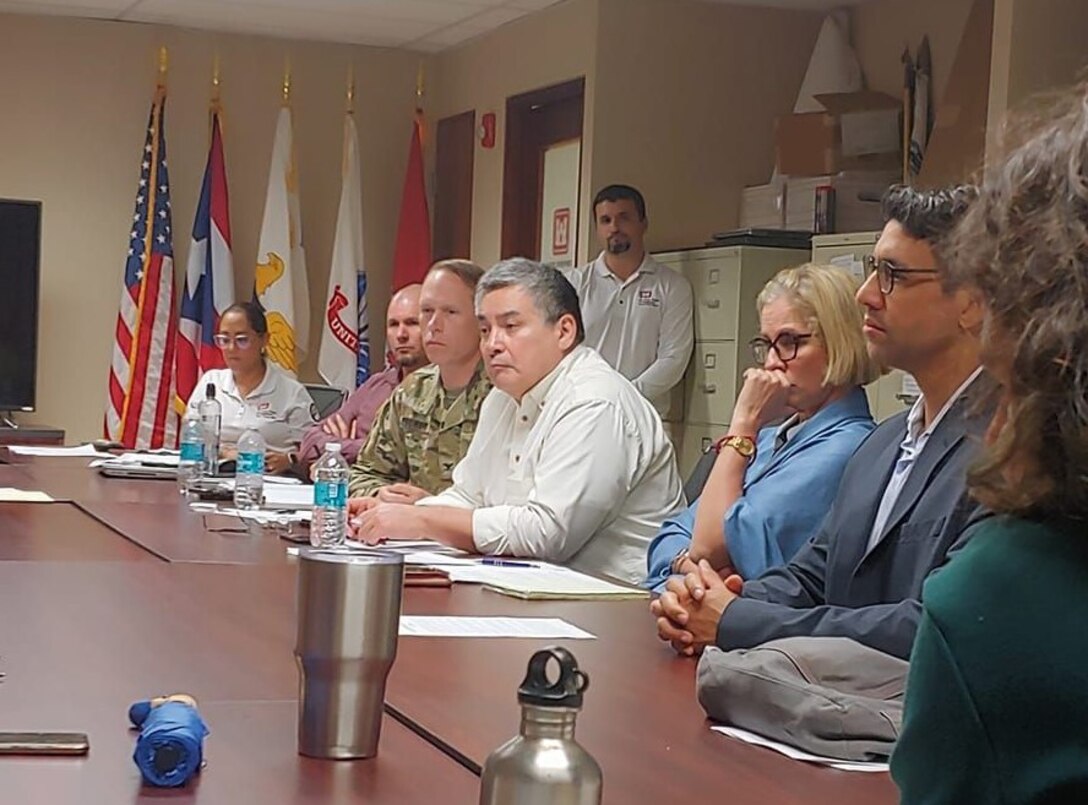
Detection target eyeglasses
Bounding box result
[864,255,940,295]
[213,334,255,349]
[748,332,814,365]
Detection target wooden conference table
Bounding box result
[0,453,897,804]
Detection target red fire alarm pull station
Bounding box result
[480,113,497,149]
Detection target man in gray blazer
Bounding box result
[653,184,988,660]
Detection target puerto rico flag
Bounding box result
[176,107,234,411]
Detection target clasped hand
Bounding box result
[650,560,743,657]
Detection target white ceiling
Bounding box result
[0,0,872,53]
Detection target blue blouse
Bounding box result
[645,387,875,591]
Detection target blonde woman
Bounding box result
[646,263,879,589]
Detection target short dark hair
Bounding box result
[223,301,268,335]
[945,84,1088,518]
[881,184,977,244]
[592,184,647,221]
[476,258,585,344]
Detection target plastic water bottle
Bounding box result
[233,428,266,510]
[311,442,349,548]
[177,413,205,496]
[199,383,222,476]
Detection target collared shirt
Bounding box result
[565,252,694,415]
[417,346,685,584]
[185,365,317,453]
[866,367,984,551]
[348,363,491,497]
[298,365,404,470]
[773,413,803,453]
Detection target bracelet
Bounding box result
[670,548,692,575]
[712,433,756,461]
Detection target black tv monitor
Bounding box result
[0,200,41,412]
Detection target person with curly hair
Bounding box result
[892,84,1088,802]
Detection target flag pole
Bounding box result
[415,61,425,143]
[210,54,222,142]
[211,54,221,106]
[282,58,292,107]
[157,45,168,90]
[347,65,355,115]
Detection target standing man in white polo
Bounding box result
[565,184,694,415]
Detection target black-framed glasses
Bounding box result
[864,255,940,295]
[213,333,254,350]
[748,332,814,365]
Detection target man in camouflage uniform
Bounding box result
[348,260,492,503]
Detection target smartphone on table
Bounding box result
[0,732,90,756]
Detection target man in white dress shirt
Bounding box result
[565,184,694,415]
[350,258,685,584]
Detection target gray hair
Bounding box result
[475,258,585,343]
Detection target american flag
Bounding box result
[105,86,180,449]
[176,106,233,412]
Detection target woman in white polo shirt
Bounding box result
[185,302,316,474]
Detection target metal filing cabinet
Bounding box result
[810,232,916,423]
[655,244,810,479]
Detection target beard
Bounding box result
[394,349,426,369]
[607,236,631,255]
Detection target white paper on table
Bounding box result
[379,540,465,556]
[222,507,312,524]
[9,444,105,457]
[263,484,315,509]
[445,563,648,600]
[111,451,181,467]
[0,487,54,502]
[710,726,890,773]
[402,550,481,567]
[263,475,302,485]
[399,616,595,640]
[286,541,457,558]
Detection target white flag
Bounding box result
[254,105,309,376]
[318,112,365,391]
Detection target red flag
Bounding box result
[391,114,432,289]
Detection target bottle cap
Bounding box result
[326,442,341,452]
[517,646,589,709]
[205,383,216,399]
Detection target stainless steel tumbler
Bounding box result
[294,548,404,759]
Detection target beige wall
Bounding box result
[1006,0,1088,107]
[590,0,822,251]
[0,13,423,440]
[852,0,976,103]
[431,0,600,268]
[987,0,1087,161]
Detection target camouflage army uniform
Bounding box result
[348,363,492,497]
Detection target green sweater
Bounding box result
[892,515,1088,804]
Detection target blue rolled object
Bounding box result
[128,700,153,728]
[130,700,209,787]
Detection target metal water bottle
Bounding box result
[479,647,602,805]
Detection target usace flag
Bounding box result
[104,84,180,449]
[176,106,234,410]
[318,110,367,391]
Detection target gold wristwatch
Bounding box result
[713,434,756,461]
